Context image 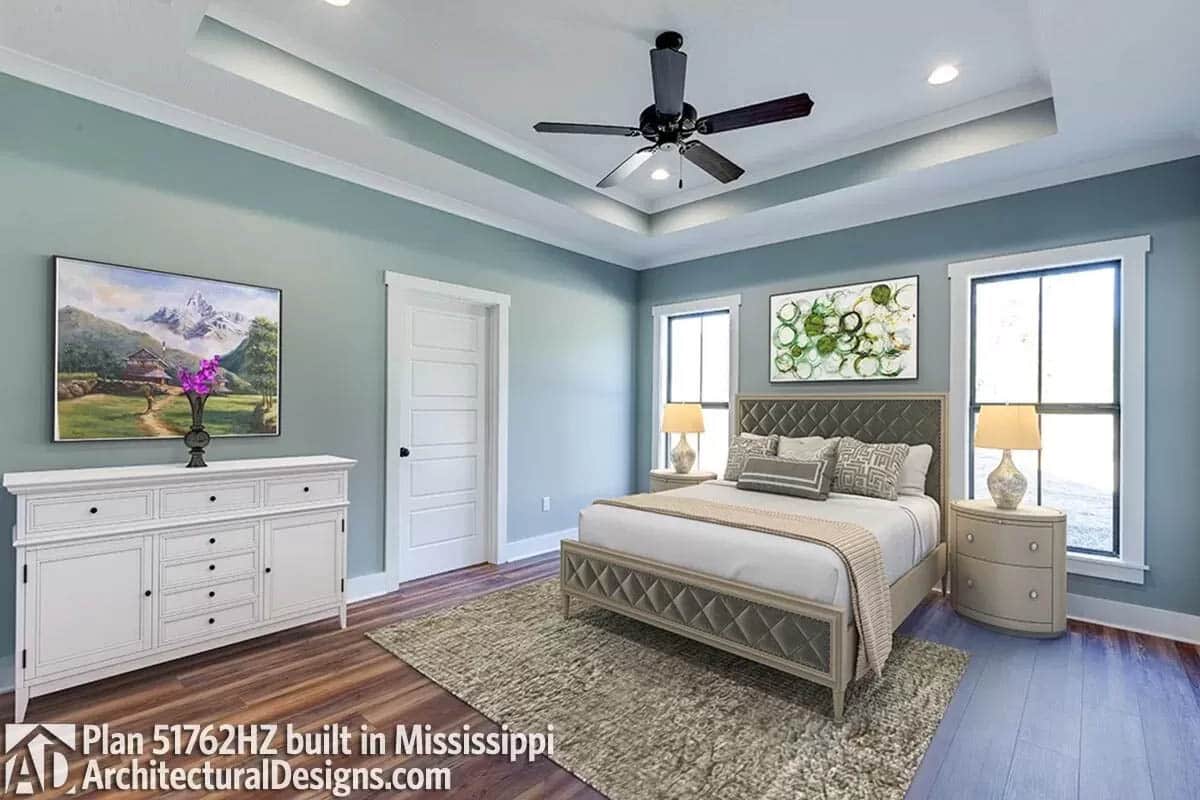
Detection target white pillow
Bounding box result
[777,436,835,460]
[898,444,934,496]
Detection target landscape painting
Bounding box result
[54,257,281,441]
[769,276,918,382]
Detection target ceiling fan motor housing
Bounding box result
[640,102,697,143]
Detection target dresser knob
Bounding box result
[144,590,151,597]
[965,533,975,543]
[303,486,310,493]
[265,567,271,574]
[209,564,216,571]
[209,590,215,598]
[209,537,216,545]
[209,495,217,502]
[89,507,98,514]
[208,618,215,625]
[965,578,975,589]
[1029,542,1039,552]
[1029,590,1039,600]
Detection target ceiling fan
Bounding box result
[533,31,813,189]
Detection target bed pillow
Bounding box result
[777,435,839,461]
[898,443,934,496]
[833,437,910,501]
[723,434,778,481]
[737,456,832,500]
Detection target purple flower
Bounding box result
[178,355,221,396]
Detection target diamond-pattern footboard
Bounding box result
[560,540,853,717]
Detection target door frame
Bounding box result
[384,271,510,588]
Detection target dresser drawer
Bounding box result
[956,555,1053,624]
[956,513,1053,568]
[159,601,258,645]
[161,550,258,589]
[263,474,344,508]
[160,577,258,616]
[160,523,259,560]
[159,481,260,518]
[26,490,154,533]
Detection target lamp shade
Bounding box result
[975,405,1041,450]
[662,403,705,433]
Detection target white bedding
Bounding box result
[578,480,940,614]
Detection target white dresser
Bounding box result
[3,455,355,722]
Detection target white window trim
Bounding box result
[948,235,1149,584]
[650,294,741,472]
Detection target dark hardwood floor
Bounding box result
[5,553,1198,799]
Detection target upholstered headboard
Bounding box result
[734,393,947,511]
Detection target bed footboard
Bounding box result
[560,539,855,720]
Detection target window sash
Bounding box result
[664,309,731,469]
[967,262,1122,556]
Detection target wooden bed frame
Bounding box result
[561,393,949,721]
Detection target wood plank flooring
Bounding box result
[3,553,1198,799]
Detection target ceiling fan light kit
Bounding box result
[533,31,814,189]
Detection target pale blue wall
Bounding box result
[0,74,639,653]
[638,157,1200,616]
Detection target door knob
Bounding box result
[400,447,411,458]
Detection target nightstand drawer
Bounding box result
[956,514,1053,568]
[956,555,1053,624]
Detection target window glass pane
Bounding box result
[668,316,701,402]
[698,408,729,475]
[1041,266,1116,403]
[974,276,1039,403]
[701,312,730,403]
[1041,413,1116,553]
[971,410,1038,500]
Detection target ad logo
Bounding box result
[3,724,76,796]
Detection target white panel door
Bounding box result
[263,511,343,619]
[27,536,153,678]
[396,291,488,581]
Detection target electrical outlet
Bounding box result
[541,496,551,512]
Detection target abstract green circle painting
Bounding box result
[769,277,917,382]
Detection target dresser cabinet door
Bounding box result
[263,511,343,620]
[27,536,153,678]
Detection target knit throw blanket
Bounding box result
[592,493,893,678]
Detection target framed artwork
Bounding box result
[54,256,282,441]
[769,276,918,383]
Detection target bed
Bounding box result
[561,394,948,720]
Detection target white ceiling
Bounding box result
[0,0,1197,269]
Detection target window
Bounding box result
[652,295,740,477]
[949,237,1148,584]
[970,263,1119,554]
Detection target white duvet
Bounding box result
[578,480,940,614]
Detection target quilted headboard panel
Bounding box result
[735,394,947,507]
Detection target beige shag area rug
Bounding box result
[368,580,967,800]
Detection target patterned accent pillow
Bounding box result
[834,437,910,500]
[723,434,778,481]
[778,436,840,470]
[738,456,832,500]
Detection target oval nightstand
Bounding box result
[949,499,1067,637]
[649,469,718,493]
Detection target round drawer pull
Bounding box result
[965,578,975,589]
[89,507,98,514]
[1029,590,1039,600]
[208,618,215,625]
[208,591,216,598]
[303,486,310,493]
[265,567,272,574]
[208,564,216,571]
[209,495,217,502]
[209,537,217,545]
[965,533,975,543]
[1029,542,1039,552]
[144,590,152,597]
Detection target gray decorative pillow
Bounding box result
[723,434,778,481]
[738,456,832,500]
[834,437,910,500]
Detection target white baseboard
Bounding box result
[503,527,577,563]
[346,571,394,603]
[1067,593,1200,645]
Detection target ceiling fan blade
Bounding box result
[597,147,656,188]
[696,93,814,134]
[682,141,744,183]
[534,122,641,136]
[650,47,687,118]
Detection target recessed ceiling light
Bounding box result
[324,0,352,6]
[650,168,670,181]
[927,64,959,85]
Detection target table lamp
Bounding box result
[974,404,1041,509]
[662,403,705,473]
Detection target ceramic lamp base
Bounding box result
[987,449,1027,510]
[670,433,696,474]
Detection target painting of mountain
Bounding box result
[54,257,281,441]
